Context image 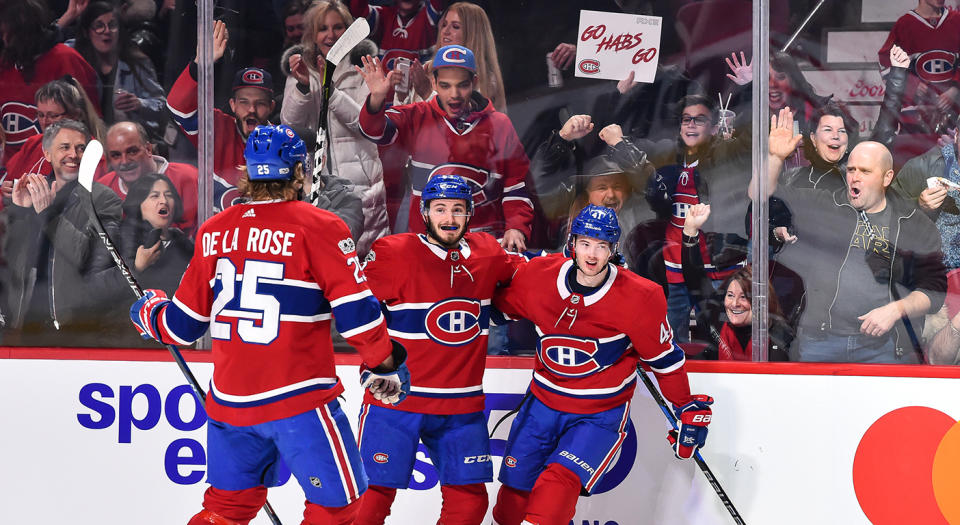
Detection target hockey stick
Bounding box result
[635,365,747,525]
[310,17,371,205]
[78,140,285,525]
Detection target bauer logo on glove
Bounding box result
[669,394,714,460]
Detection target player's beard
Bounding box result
[425,217,466,249]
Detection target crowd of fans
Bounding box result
[1,0,959,366]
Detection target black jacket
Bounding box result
[775,184,946,361]
[3,180,123,342]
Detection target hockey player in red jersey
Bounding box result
[130,125,410,525]
[357,44,533,252]
[166,20,275,211]
[354,174,524,525]
[490,205,714,525]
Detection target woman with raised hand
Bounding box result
[281,0,388,257]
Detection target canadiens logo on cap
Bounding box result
[233,67,274,92]
[441,46,468,63]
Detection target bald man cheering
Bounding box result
[751,108,946,363]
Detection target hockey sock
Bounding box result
[438,483,488,524]
[187,509,244,525]
[194,486,267,524]
[523,463,582,525]
[302,497,360,525]
[353,484,398,525]
[491,484,531,525]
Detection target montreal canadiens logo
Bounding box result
[504,456,517,468]
[916,50,956,83]
[441,46,469,63]
[1,101,40,145]
[425,298,482,346]
[242,69,264,84]
[427,164,489,203]
[539,335,600,377]
[382,49,417,70]
[373,453,389,463]
[578,59,600,75]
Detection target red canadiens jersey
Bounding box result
[167,65,247,189]
[0,44,100,156]
[152,200,393,426]
[494,255,693,414]
[363,232,523,414]
[359,95,533,239]
[878,10,960,106]
[96,159,200,234]
[351,0,443,66]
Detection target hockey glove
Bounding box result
[669,394,714,460]
[361,340,411,405]
[130,289,170,342]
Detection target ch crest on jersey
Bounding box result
[427,164,490,205]
[1,102,39,145]
[915,50,957,83]
[539,335,601,377]
[424,298,482,346]
[382,48,418,70]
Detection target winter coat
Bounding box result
[280,43,388,256]
[2,180,123,342]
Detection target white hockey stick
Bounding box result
[78,141,286,525]
[310,17,371,205]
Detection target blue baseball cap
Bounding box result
[433,45,476,75]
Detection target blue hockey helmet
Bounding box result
[244,125,306,181]
[570,204,621,244]
[420,174,474,214]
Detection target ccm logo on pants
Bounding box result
[463,455,491,464]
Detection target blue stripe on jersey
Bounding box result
[332,294,384,335]
[209,380,338,408]
[642,343,686,373]
[360,113,398,145]
[533,376,637,400]
[169,109,198,135]
[385,300,491,346]
[218,279,331,318]
[162,301,209,343]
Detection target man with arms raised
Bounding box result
[755,109,946,362]
[357,44,533,252]
[167,20,275,211]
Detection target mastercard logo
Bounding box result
[853,406,960,524]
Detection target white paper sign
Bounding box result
[574,10,662,83]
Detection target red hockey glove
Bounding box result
[669,394,714,460]
[130,289,170,341]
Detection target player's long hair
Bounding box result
[237,163,305,202]
[433,3,506,113]
[300,0,354,73]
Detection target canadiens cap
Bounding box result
[433,45,477,75]
[233,67,274,93]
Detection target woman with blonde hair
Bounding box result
[406,2,506,112]
[281,0,389,256]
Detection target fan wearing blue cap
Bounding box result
[359,44,479,122]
